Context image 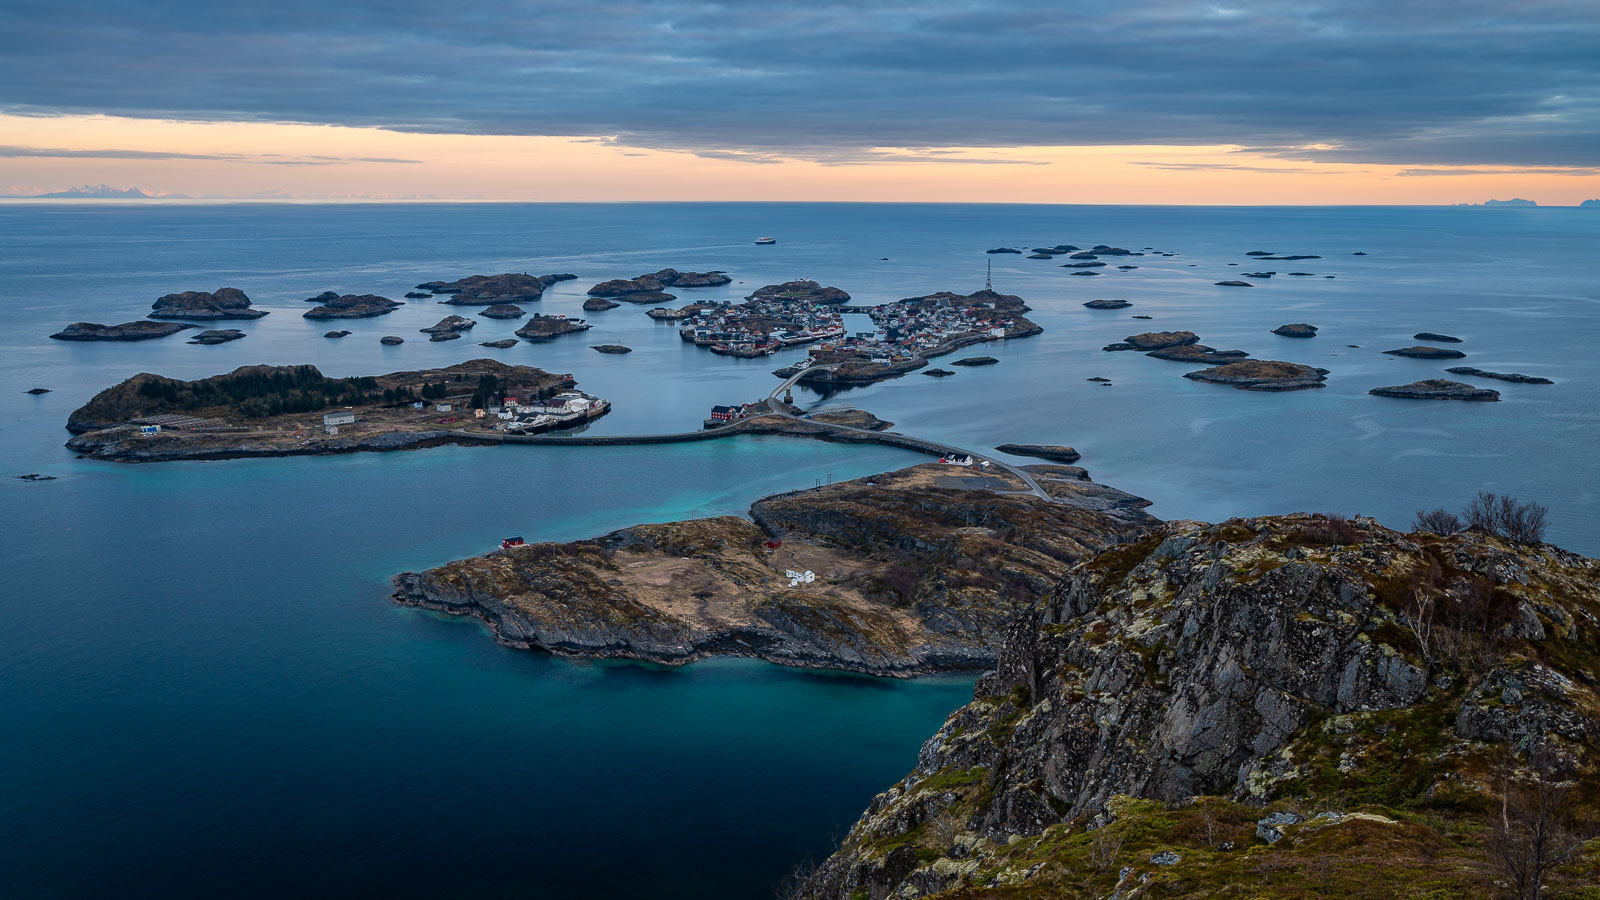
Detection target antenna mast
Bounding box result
[985,259,993,291]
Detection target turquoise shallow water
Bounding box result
[1,202,1597,897]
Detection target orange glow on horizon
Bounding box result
[2,114,1596,205]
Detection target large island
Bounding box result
[64,359,603,461]
[392,462,1155,676]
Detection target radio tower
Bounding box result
[985,259,993,291]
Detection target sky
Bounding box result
[1,0,1597,203]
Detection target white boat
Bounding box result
[754,236,777,245]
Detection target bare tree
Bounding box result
[1089,826,1126,873]
[1404,587,1436,668]
[1463,492,1549,544]
[1414,508,1464,534]
[1486,750,1585,899]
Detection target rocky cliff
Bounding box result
[802,515,1600,898]
[391,464,1155,676]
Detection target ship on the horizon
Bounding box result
[754,236,776,244]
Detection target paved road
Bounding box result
[451,359,1055,502]
[759,396,1053,501]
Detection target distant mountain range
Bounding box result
[4,184,188,199]
[1452,197,1538,207]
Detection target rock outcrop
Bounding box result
[515,314,590,340]
[50,321,197,341]
[803,517,1600,898]
[148,287,268,320]
[1369,379,1500,401]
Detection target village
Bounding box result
[678,279,1040,371]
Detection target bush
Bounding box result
[1413,508,1463,534]
[1463,491,1548,544]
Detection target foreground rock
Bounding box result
[148,287,268,320]
[303,294,403,319]
[588,268,730,297]
[1445,366,1553,385]
[186,329,246,344]
[50,321,197,341]
[1272,322,1318,338]
[390,463,1155,676]
[995,443,1080,463]
[1384,345,1467,360]
[418,273,574,304]
[1369,379,1500,401]
[804,516,1600,898]
[748,280,851,305]
[1185,359,1329,391]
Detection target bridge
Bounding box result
[448,360,1054,502]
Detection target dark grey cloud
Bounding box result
[0,145,421,165]
[1396,166,1600,176]
[0,0,1595,166]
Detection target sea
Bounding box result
[2,202,1596,897]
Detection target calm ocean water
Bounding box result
[2,202,1597,896]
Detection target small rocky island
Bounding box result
[303,294,404,319]
[148,288,268,320]
[747,280,851,305]
[417,273,575,304]
[186,329,246,344]
[1445,366,1553,385]
[582,298,620,311]
[1414,332,1462,343]
[1272,322,1319,337]
[1384,345,1467,360]
[1185,359,1330,391]
[951,356,998,367]
[1082,298,1131,309]
[64,359,592,461]
[994,443,1080,463]
[390,462,1154,676]
[50,321,198,341]
[591,344,631,354]
[588,268,732,299]
[419,315,476,335]
[1369,379,1500,401]
[515,314,591,341]
[479,304,526,320]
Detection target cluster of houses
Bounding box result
[854,297,1019,358]
[679,298,847,357]
[492,390,611,434]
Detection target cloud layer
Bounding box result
[1,0,1596,166]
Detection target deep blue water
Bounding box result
[2,202,1597,897]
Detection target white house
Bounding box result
[323,412,356,427]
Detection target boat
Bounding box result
[754,236,776,245]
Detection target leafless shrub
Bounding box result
[1464,492,1548,544]
[1405,587,1437,668]
[1414,507,1464,534]
[1089,826,1125,873]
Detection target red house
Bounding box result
[710,405,739,422]
[501,536,526,550]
